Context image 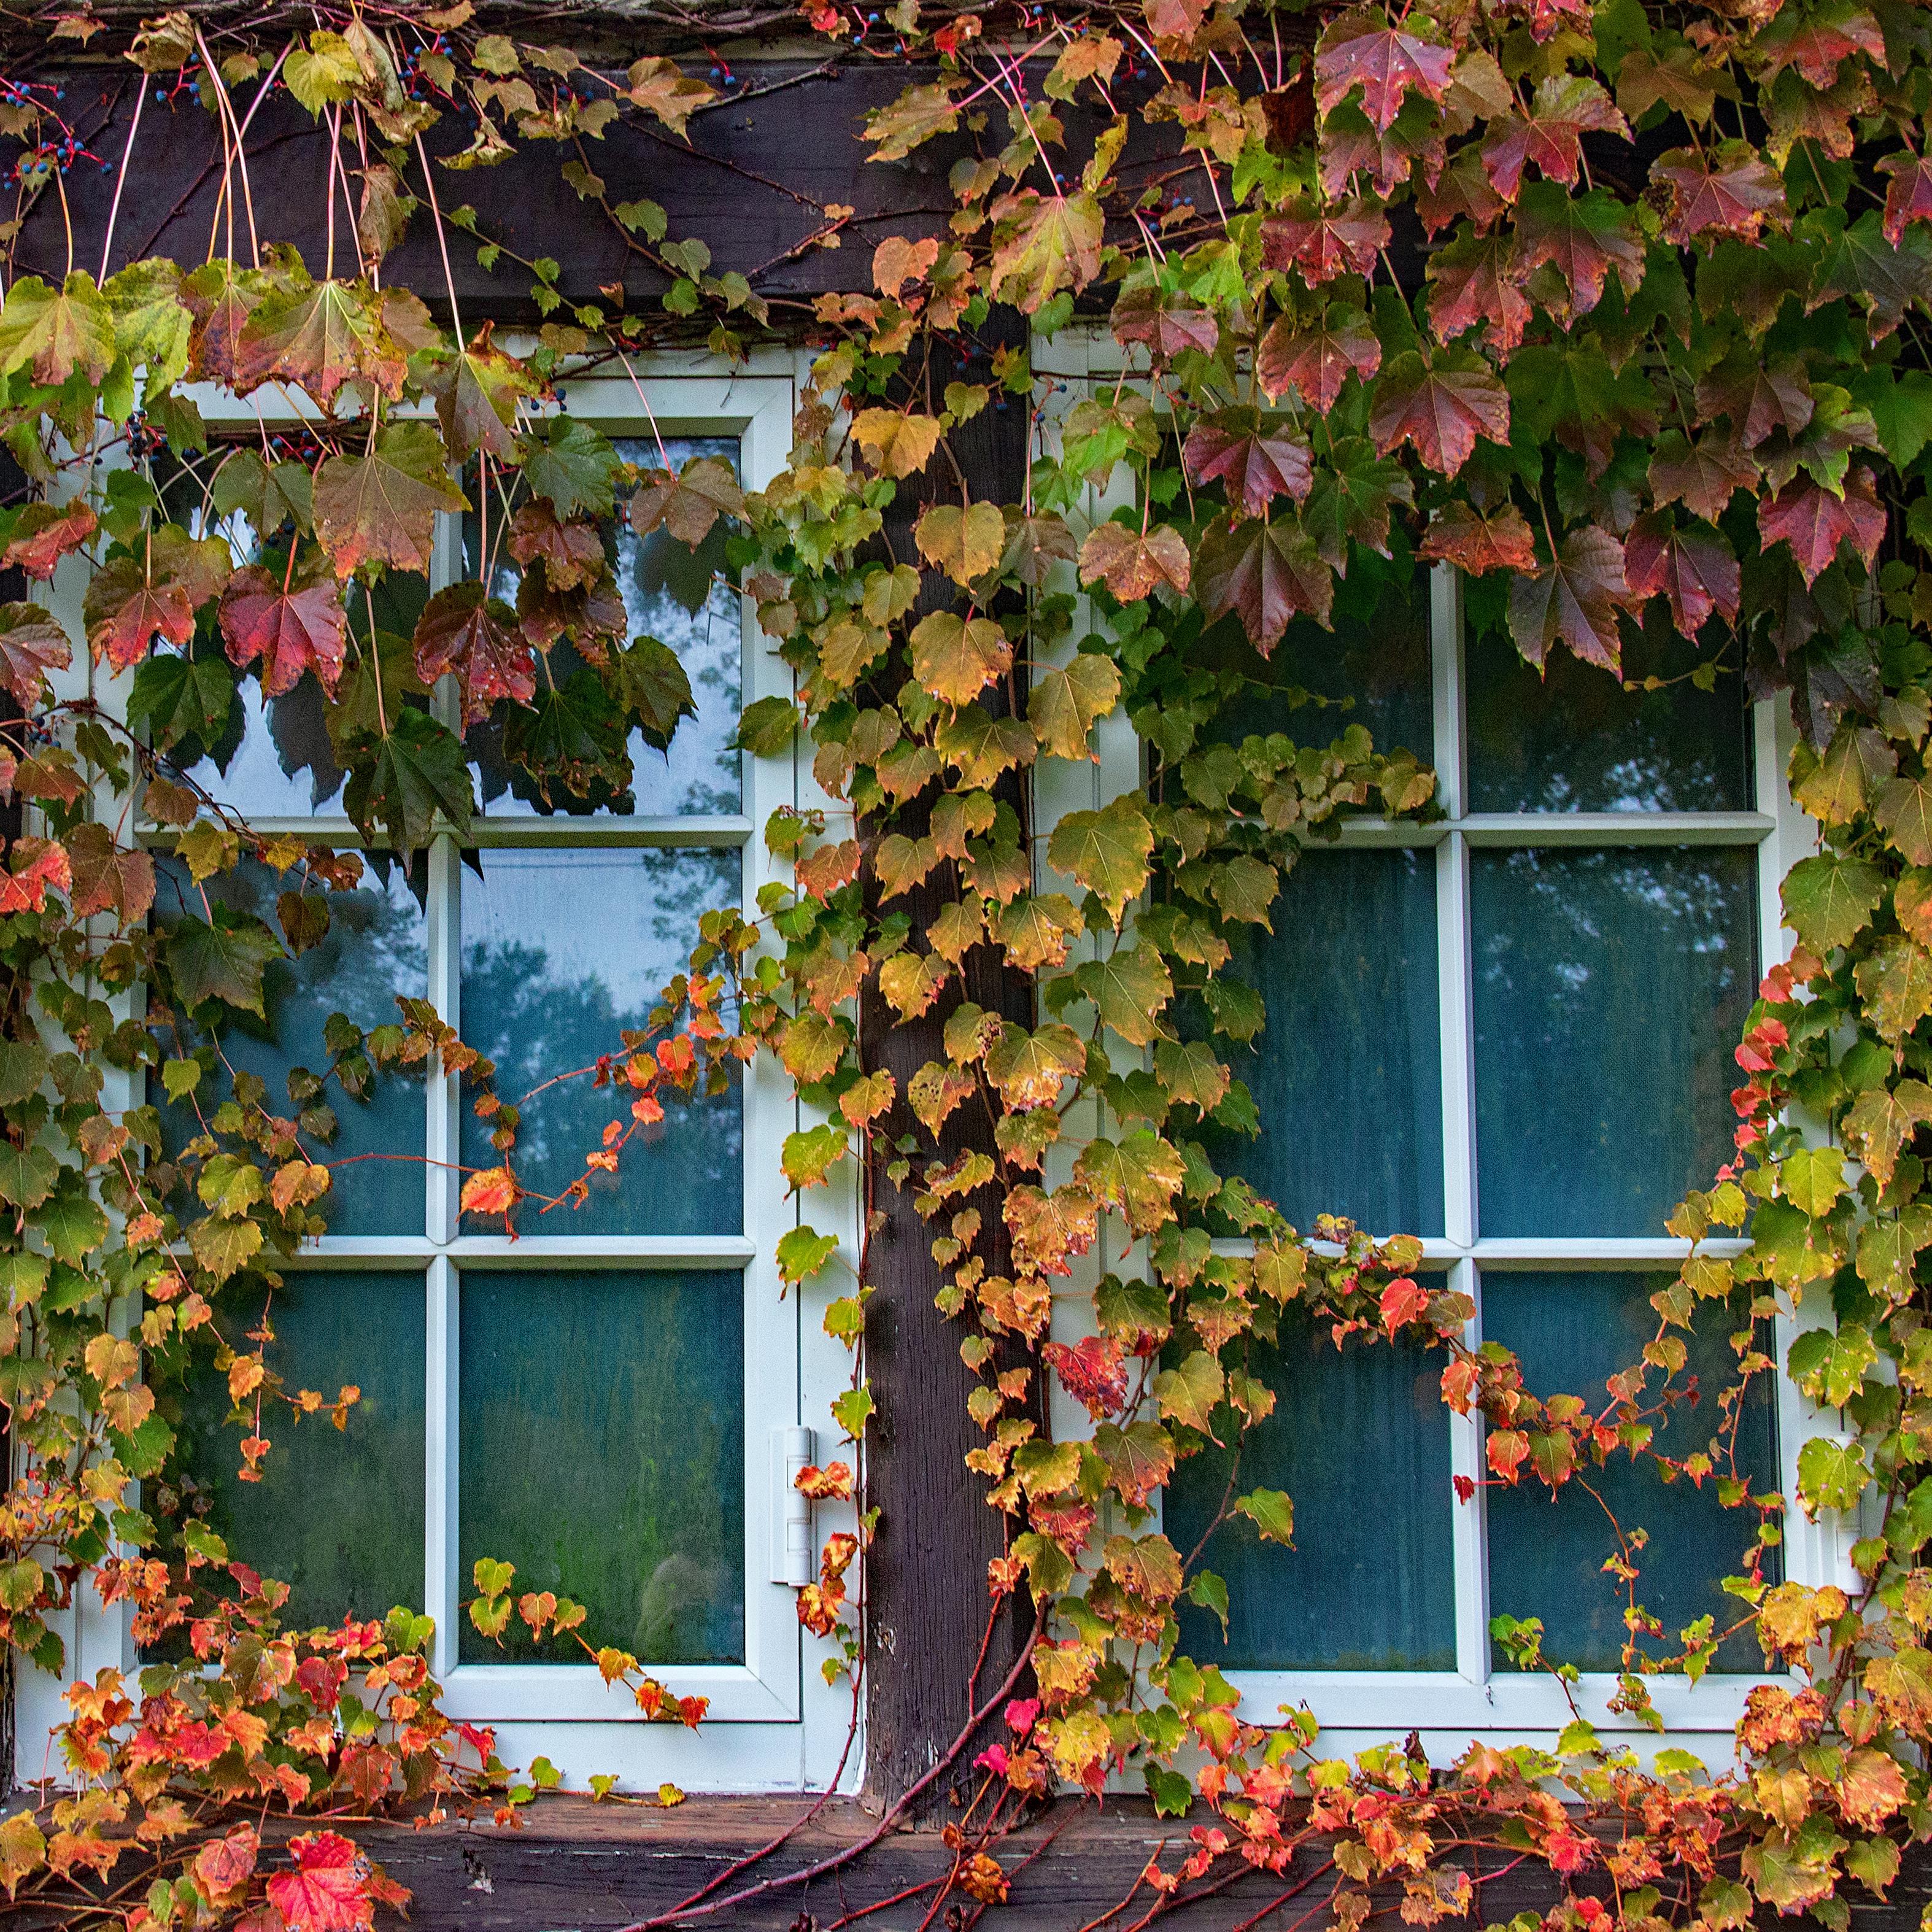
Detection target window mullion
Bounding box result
[425,1252,460,1679]
[426,832,462,1245]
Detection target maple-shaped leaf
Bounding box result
[863,81,962,161]
[1808,210,1932,340]
[1652,142,1787,245]
[1195,515,1334,652]
[66,821,154,928]
[1110,283,1219,361]
[1755,0,1886,88]
[1078,522,1192,600]
[1615,43,1719,120]
[83,558,194,672]
[234,277,403,406]
[850,409,945,479]
[1259,198,1390,284]
[266,1831,369,1932]
[522,417,623,519]
[1302,438,1412,565]
[1369,352,1510,477]
[1648,428,1761,523]
[1758,466,1887,587]
[218,564,349,698]
[1145,0,1211,39]
[343,708,474,857]
[1313,14,1453,133]
[1255,304,1381,409]
[630,455,744,547]
[1623,512,1740,635]
[1426,230,1529,354]
[1316,97,1445,199]
[987,190,1105,313]
[1415,150,1504,238]
[1696,354,1812,449]
[627,55,719,137]
[613,636,697,750]
[181,258,268,385]
[0,603,72,706]
[314,422,466,576]
[1514,184,1648,319]
[428,323,530,461]
[1480,76,1628,203]
[1000,511,1078,586]
[508,501,606,590]
[1507,525,1628,673]
[2,501,96,579]
[0,271,115,387]
[412,582,536,724]
[1418,500,1538,573]
[1879,153,1932,247]
[909,611,1013,706]
[1765,67,1872,166]
[1183,409,1313,516]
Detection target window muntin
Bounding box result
[1158,566,1788,1720]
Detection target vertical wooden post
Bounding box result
[860,307,1040,1816]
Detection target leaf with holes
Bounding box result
[1507,526,1628,673]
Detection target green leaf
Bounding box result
[1857,938,1932,1044]
[342,709,474,859]
[1027,652,1121,759]
[521,416,622,519]
[0,1040,48,1111]
[1048,795,1154,922]
[614,636,697,751]
[1876,772,1932,867]
[1797,1435,1869,1513]
[1780,1145,1846,1216]
[1067,943,1173,1048]
[0,1142,57,1210]
[1234,1486,1295,1545]
[163,909,284,1016]
[782,1122,848,1190]
[1152,1348,1223,1432]
[732,695,800,757]
[1781,852,1884,952]
[127,652,234,754]
[832,1383,875,1440]
[1144,1762,1194,1819]
[33,1187,108,1264]
[776,1226,840,1286]
[0,272,115,386]
[187,1214,262,1283]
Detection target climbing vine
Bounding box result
[0,0,1918,1924]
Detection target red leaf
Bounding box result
[1648,429,1761,524]
[266,1831,371,1932]
[1110,284,1219,361]
[1254,306,1381,411]
[1313,17,1453,133]
[1182,409,1313,516]
[1418,500,1539,574]
[0,601,73,706]
[412,582,535,724]
[1368,354,1510,477]
[0,838,71,914]
[218,567,349,699]
[1506,525,1628,673]
[1043,1334,1129,1421]
[1194,515,1334,653]
[2,500,96,579]
[1651,143,1787,245]
[1480,77,1627,203]
[1415,150,1504,237]
[1623,512,1741,634]
[1756,3,1886,87]
[508,501,606,591]
[1425,230,1529,355]
[1078,522,1192,601]
[82,558,193,672]
[1513,190,1646,319]
[1696,355,1812,449]
[1258,198,1389,284]
[1758,466,1887,587]
[1879,152,1932,246]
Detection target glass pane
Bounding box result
[1471,847,1755,1238]
[1198,849,1443,1237]
[1201,551,1432,762]
[458,1269,745,1664]
[1465,608,1753,813]
[464,435,742,816]
[459,846,743,1235]
[177,1271,425,1629]
[1483,1270,1780,1673]
[1165,1316,1456,1669]
[154,856,428,1235]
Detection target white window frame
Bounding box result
[14,352,862,1796]
[1033,323,1854,1757]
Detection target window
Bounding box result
[1148,562,1820,1741]
[20,367,856,1791]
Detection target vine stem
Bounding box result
[412,127,465,345]
[623,1602,1046,1930]
[97,78,145,283]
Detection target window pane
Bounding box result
[1200,849,1444,1237]
[155,856,428,1235]
[458,1269,745,1664]
[465,435,742,817]
[1165,1317,1456,1669]
[1470,847,1755,1237]
[1482,1270,1780,1673]
[459,846,743,1235]
[1465,611,1752,813]
[1202,553,1432,762]
[177,1271,425,1628]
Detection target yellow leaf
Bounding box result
[915,500,1005,584]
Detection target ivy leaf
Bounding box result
[1254,304,1381,410]
[849,409,945,480]
[164,909,285,1017]
[2,501,98,581]
[1796,1435,1869,1514]
[503,667,632,805]
[1857,937,1932,1044]
[0,271,115,386]
[0,603,72,708]
[1094,1417,1175,1506]
[732,694,800,757]
[235,277,403,406]
[314,422,466,576]
[1418,501,1538,574]
[1426,230,1529,355]
[1182,409,1313,516]
[65,822,154,927]
[612,636,697,750]
[1078,522,1192,600]
[1076,1130,1186,1233]
[1194,514,1334,651]
[1876,773,1932,867]
[630,454,744,546]
[1234,1487,1296,1545]
[1781,851,1884,951]
[1313,16,1453,133]
[1046,797,1154,919]
[0,1142,58,1210]
[1151,1348,1223,1432]
[863,81,960,162]
[1067,943,1174,1043]
[1697,354,1812,449]
[1757,467,1886,587]
[1258,198,1389,283]
[915,501,1005,585]
[128,651,233,751]
[1110,283,1219,361]
[908,611,1012,706]
[1879,152,1932,247]
[428,325,530,460]
[1808,209,1932,339]
[1302,439,1412,566]
[987,189,1104,312]
[1648,430,1760,524]
[209,450,313,538]
[1623,514,1740,635]
[1028,654,1121,759]
[1514,184,1647,319]
[1507,526,1628,673]
[1369,352,1510,477]
[412,582,535,724]
[1653,142,1787,245]
[1480,77,1628,202]
[218,565,349,698]
[342,708,474,857]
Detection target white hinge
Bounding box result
[770,1425,816,1586]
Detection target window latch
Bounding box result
[770,1425,817,1586]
